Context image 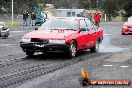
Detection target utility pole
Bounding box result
[12,0,14,25]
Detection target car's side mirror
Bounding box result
[80,28,86,31]
[35,28,38,30]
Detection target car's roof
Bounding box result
[127,16,132,22]
[51,17,88,20]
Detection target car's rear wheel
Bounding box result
[26,51,34,57]
[90,40,99,52]
[99,36,103,43]
[68,40,77,58]
[4,33,9,38]
[122,32,125,35]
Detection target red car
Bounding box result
[20,17,103,57]
[122,16,132,35]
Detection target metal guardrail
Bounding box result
[0,14,23,21]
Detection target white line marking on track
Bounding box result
[120,66,129,68]
[103,65,113,67]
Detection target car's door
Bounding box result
[77,19,93,49]
[86,20,96,47]
[91,23,100,38]
[92,22,103,39]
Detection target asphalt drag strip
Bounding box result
[17,51,132,88]
[0,52,109,88]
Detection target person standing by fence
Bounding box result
[93,10,101,27]
[31,12,36,26]
[85,10,93,22]
[22,10,29,28]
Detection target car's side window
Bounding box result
[85,20,93,31]
[91,22,97,30]
[80,20,88,31]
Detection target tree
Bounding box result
[101,0,132,18]
[123,0,132,17]
[0,0,131,18]
[101,0,119,21]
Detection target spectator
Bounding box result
[31,12,36,26]
[93,9,101,27]
[22,10,29,28]
[85,10,92,22]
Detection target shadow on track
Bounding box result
[24,50,92,60]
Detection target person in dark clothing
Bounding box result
[22,10,29,28]
[31,12,36,26]
[77,12,85,17]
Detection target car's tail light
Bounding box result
[122,26,127,29]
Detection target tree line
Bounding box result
[0,0,131,18]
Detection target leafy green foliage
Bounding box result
[0,0,131,18]
[123,0,132,17]
[102,0,132,18]
[0,0,45,14]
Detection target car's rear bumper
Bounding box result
[122,28,132,34]
[123,31,132,34]
[124,32,132,34]
[20,42,69,52]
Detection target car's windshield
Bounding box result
[127,17,132,22]
[39,18,78,30]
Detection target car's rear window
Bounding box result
[127,17,132,22]
[39,18,78,30]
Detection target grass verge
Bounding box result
[3,20,21,26]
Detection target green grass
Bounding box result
[112,15,123,22]
[3,21,21,26]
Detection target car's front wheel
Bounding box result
[68,40,77,58]
[90,40,99,52]
[26,51,34,57]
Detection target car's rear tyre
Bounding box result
[122,32,125,35]
[4,33,9,39]
[68,40,77,58]
[90,40,99,52]
[99,36,103,43]
[35,22,38,26]
[26,51,34,57]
